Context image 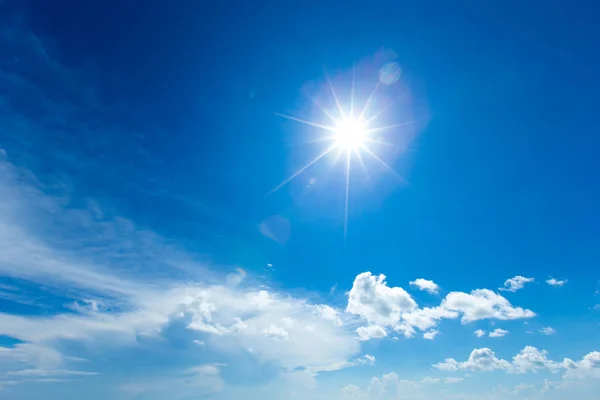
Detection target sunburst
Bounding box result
[268,70,409,238]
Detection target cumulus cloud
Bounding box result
[474,329,486,338]
[434,346,600,381]
[423,329,439,340]
[397,306,458,338]
[346,273,534,341]
[563,351,600,380]
[356,325,387,341]
[441,289,535,323]
[489,328,509,338]
[499,276,534,292]
[547,278,568,287]
[409,278,439,294]
[313,304,343,326]
[346,272,417,326]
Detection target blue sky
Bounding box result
[1,1,599,399]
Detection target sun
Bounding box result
[268,69,411,238]
[334,117,368,150]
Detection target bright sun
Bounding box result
[334,118,368,150]
[269,69,410,238]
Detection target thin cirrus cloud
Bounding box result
[499,276,535,292]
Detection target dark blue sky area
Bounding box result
[3,1,600,295]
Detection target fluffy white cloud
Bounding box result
[547,277,568,287]
[441,289,535,323]
[346,272,417,326]
[499,276,534,292]
[489,328,509,338]
[346,273,534,341]
[313,304,343,326]
[397,306,458,337]
[474,329,486,338]
[434,346,600,381]
[458,348,512,371]
[423,329,439,340]
[540,326,556,335]
[409,278,439,294]
[563,351,600,380]
[512,346,561,373]
[356,325,387,341]
[261,324,289,339]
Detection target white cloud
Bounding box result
[434,346,600,381]
[512,346,561,373]
[540,326,556,335]
[423,329,439,340]
[459,348,513,371]
[0,284,362,377]
[225,268,247,287]
[474,329,486,338]
[356,325,387,341]
[397,306,458,338]
[547,277,568,287]
[489,328,509,338]
[261,324,289,339]
[313,304,343,326]
[563,351,600,380]
[499,276,534,292]
[363,354,376,364]
[442,289,535,323]
[346,273,534,341]
[409,278,439,294]
[346,272,417,326]
[434,358,461,372]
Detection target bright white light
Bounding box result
[269,68,412,238]
[334,117,367,150]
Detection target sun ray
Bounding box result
[363,95,404,126]
[325,70,346,120]
[344,150,351,240]
[353,146,370,179]
[273,112,337,132]
[363,136,399,148]
[358,80,381,121]
[302,90,338,124]
[266,145,337,197]
[361,144,408,184]
[365,121,414,135]
[350,64,356,117]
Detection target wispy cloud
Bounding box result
[547,277,568,287]
[499,276,534,292]
[540,326,556,335]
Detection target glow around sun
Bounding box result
[269,70,410,238]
